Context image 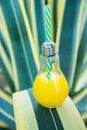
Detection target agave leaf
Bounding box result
[23,0,33,35]
[0,32,11,62]
[0,43,15,92]
[0,121,9,129]
[75,94,87,124]
[0,108,15,129]
[56,0,66,51]
[24,0,46,54]
[0,0,41,91]
[81,109,87,126]
[0,65,12,94]
[72,68,87,94]
[0,50,15,92]
[0,5,20,91]
[12,88,86,130]
[58,0,83,89]
[11,0,40,70]
[71,86,87,104]
[71,18,87,94]
[0,33,13,81]
[0,89,16,129]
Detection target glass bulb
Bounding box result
[33,41,69,108]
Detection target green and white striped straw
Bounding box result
[46,5,51,80]
[46,57,52,80]
[46,5,51,41]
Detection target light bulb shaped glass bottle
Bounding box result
[33,41,69,108]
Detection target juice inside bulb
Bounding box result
[33,72,69,107]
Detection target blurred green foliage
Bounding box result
[0,0,87,128]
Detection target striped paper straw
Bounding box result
[46,57,52,80]
[46,5,51,80]
[46,5,51,41]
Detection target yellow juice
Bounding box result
[33,72,69,107]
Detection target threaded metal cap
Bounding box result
[42,41,56,57]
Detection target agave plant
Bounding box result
[0,0,87,129]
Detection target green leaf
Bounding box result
[56,0,66,51]
[0,32,13,79]
[49,0,58,42]
[75,94,87,125]
[23,0,33,35]
[0,0,87,128]
[0,121,9,129]
[24,0,46,54]
[12,88,86,130]
[58,0,83,89]
[71,18,87,94]
[0,0,41,91]
[81,109,87,126]
[0,32,11,62]
[71,86,87,104]
[0,89,16,129]
[0,43,15,92]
